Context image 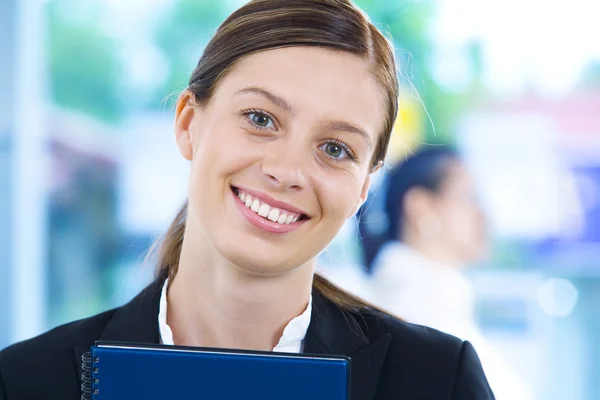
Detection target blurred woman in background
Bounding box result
[368,147,487,332]
[365,145,534,399]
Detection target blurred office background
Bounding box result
[1,0,599,398]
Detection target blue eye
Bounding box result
[319,140,356,161]
[325,143,344,158]
[247,111,275,129]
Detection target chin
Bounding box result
[221,244,310,277]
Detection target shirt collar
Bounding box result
[158,278,312,353]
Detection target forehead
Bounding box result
[211,46,386,138]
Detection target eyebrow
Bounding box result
[235,86,372,149]
[325,120,372,150]
[235,86,293,113]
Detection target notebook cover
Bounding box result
[87,341,350,400]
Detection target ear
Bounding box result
[348,174,372,218]
[371,160,384,175]
[175,90,198,161]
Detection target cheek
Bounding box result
[438,205,466,233]
[186,129,246,211]
[192,122,256,176]
[445,205,481,239]
[316,173,363,220]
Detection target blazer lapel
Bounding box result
[73,277,165,393]
[95,277,164,343]
[305,293,391,400]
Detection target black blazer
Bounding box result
[0,278,495,399]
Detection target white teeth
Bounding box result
[267,208,280,222]
[258,203,270,217]
[236,189,305,225]
[277,213,288,224]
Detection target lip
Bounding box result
[233,185,309,217]
[231,188,309,235]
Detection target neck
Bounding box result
[401,230,462,268]
[167,229,314,351]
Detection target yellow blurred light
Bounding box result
[385,90,424,167]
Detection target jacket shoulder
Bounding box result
[358,310,494,398]
[360,310,468,396]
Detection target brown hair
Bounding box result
[155,0,399,312]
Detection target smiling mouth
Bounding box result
[231,187,309,225]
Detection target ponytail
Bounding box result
[152,202,187,284]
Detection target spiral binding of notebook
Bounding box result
[80,351,100,400]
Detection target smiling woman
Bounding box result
[0,1,494,399]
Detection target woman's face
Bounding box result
[175,47,385,275]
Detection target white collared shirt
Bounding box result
[368,241,477,337]
[158,278,312,353]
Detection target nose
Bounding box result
[260,141,308,191]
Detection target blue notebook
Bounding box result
[83,341,350,399]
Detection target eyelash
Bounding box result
[241,108,277,131]
[240,108,357,163]
[321,139,357,163]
